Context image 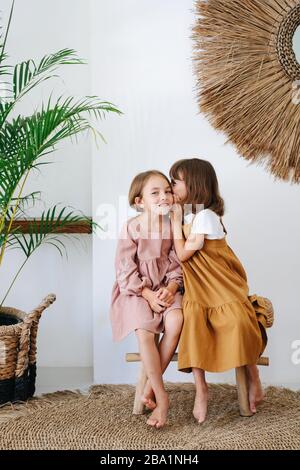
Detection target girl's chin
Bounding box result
[152,206,171,215]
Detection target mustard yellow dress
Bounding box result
[178,220,268,373]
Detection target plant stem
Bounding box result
[0,257,28,307]
[0,169,30,267]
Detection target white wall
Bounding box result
[2,0,299,387]
[1,0,93,367]
[91,0,300,387]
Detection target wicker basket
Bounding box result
[0,293,56,404]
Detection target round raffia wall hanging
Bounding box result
[193,0,300,183]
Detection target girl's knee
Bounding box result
[172,308,184,324]
[165,309,183,334]
[135,329,155,344]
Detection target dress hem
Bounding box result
[178,356,262,374]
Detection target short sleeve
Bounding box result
[190,210,220,236]
[115,223,152,296]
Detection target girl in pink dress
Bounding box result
[110,170,183,429]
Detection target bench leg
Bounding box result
[235,366,253,417]
[133,362,148,415]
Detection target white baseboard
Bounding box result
[35,367,93,395]
[35,367,300,395]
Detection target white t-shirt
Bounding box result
[184,209,226,240]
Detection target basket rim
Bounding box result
[0,306,26,316]
[0,307,26,336]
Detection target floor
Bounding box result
[2,382,299,450]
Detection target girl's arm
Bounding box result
[166,281,179,295]
[171,208,204,262]
[164,244,183,290]
[115,222,152,295]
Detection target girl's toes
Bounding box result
[146,398,156,410]
[142,397,156,410]
[249,402,257,413]
[146,416,158,427]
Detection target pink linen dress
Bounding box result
[110,216,183,341]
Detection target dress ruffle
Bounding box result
[178,297,267,373]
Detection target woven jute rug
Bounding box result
[0,383,299,450]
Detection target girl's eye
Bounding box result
[151,192,159,195]
[166,190,172,194]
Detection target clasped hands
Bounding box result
[143,287,175,314]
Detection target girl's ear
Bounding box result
[135,196,144,210]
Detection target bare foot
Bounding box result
[146,393,169,429]
[141,382,157,410]
[193,383,208,424]
[142,395,156,411]
[248,375,264,413]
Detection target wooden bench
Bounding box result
[126,342,269,417]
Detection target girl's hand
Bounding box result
[173,194,181,204]
[156,287,174,306]
[145,290,170,313]
[170,202,183,223]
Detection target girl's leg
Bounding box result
[192,368,208,423]
[142,309,183,409]
[135,329,169,428]
[246,364,264,413]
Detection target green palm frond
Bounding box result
[11,191,42,208]
[0,96,121,161]
[12,48,85,102]
[0,101,13,128]
[0,57,11,78]
[2,191,42,225]
[0,48,86,126]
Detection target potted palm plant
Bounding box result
[0,1,121,404]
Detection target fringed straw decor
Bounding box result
[193,0,300,183]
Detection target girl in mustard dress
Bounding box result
[169,158,273,423]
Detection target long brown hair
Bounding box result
[169,158,225,216]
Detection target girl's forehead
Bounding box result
[144,175,171,189]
